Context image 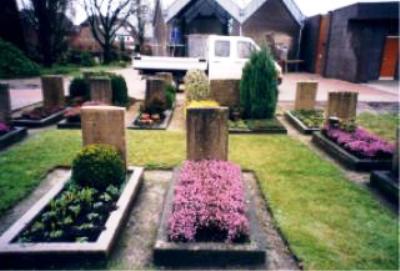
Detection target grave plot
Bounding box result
[12,76,66,127]
[312,92,395,171]
[0,106,144,269]
[285,81,324,134]
[129,75,176,130]
[370,128,399,203]
[58,73,130,129]
[0,84,27,150]
[154,107,266,268]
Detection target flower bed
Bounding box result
[322,126,394,160]
[285,109,324,134]
[58,101,104,129]
[12,106,66,127]
[168,160,249,243]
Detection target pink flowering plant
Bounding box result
[0,122,10,135]
[322,125,395,159]
[168,160,249,243]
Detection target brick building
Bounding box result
[301,2,399,83]
[153,0,304,58]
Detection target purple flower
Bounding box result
[168,160,249,243]
[322,125,395,159]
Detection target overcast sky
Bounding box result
[72,0,397,24]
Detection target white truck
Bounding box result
[132,35,282,83]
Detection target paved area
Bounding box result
[279,73,399,102]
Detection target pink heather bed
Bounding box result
[168,160,249,243]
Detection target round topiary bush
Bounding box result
[69,77,90,100]
[240,48,278,119]
[184,69,210,102]
[72,144,126,190]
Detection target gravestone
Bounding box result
[90,77,113,105]
[156,72,174,86]
[81,106,127,166]
[0,84,11,124]
[393,128,399,178]
[187,107,229,161]
[294,81,318,110]
[41,75,65,109]
[326,92,358,121]
[210,80,240,108]
[144,78,167,111]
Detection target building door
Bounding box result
[380,36,399,79]
[315,15,330,75]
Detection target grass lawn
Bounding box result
[357,112,399,143]
[0,130,398,270]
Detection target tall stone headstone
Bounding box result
[294,81,318,110]
[393,128,399,178]
[41,75,65,109]
[0,84,11,124]
[144,78,167,111]
[90,77,113,105]
[326,92,358,121]
[187,107,229,161]
[81,106,127,166]
[156,72,174,86]
[210,80,240,108]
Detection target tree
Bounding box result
[84,0,135,64]
[23,0,74,66]
[240,48,278,119]
[0,0,26,51]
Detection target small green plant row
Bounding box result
[69,71,130,107]
[17,144,126,243]
[292,109,325,129]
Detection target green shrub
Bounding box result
[80,52,95,67]
[165,84,176,109]
[69,77,90,100]
[184,69,210,102]
[0,39,41,79]
[240,48,278,119]
[72,144,125,191]
[110,74,130,107]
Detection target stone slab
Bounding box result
[81,106,126,165]
[326,92,358,121]
[89,77,113,105]
[57,119,81,130]
[144,78,167,112]
[41,76,65,109]
[187,107,229,161]
[312,132,392,171]
[210,80,240,108]
[0,167,144,269]
[0,84,12,124]
[153,168,266,268]
[294,81,318,110]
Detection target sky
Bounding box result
[69,0,397,24]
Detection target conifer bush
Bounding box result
[240,48,278,119]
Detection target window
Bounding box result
[237,41,255,58]
[215,40,230,57]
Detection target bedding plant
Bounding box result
[16,144,126,243]
[18,105,64,120]
[168,160,249,243]
[322,124,395,159]
[292,109,324,129]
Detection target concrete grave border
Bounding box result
[0,127,27,150]
[57,119,81,129]
[128,103,175,131]
[285,110,320,135]
[12,109,66,128]
[312,132,392,171]
[0,166,144,269]
[153,168,266,268]
[370,171,399,203]
[229,117,288,134]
